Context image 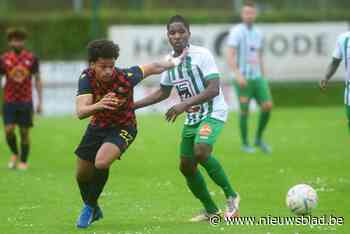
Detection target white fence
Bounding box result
[37,22,349,115]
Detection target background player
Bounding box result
[75,39,185,228]
[134,15,240,221]
[320,31,350,130]
[226,1,273,154]
[0,28,42,170]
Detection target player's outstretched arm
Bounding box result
[320,58,341,91]
[76,93,120,119]
[140,49,187,78]
[134,85,172,110]
[165,79,220,122]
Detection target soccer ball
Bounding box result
[286,184,318,215]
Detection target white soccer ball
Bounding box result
[286,184,318,215]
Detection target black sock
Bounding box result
[77,180,90,204]
[6,133,18,155]
[86,169,109,207]
[20,143,30,163]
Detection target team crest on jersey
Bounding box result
[9,65,30,83]
[199,124,212,138]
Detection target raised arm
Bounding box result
[165,78,220,122]
[141,49,187,78]
[134,85,173,110]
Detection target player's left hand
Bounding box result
[319,79,328,91]
[36,103,43,114]
[165,102,190,122]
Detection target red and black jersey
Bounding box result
[0,49,39,103]
[77,66,144,128]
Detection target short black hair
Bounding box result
[7,27,28,41]
[167,15,190,31]
[87,39,120,63]
[243,0,256,8]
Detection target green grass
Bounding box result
[0,107,349,234]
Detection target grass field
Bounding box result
[0,107,349,234]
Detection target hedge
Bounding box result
[0,10,349,60]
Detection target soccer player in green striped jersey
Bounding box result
[134,15,240,222]
[320,31,350,130]
[226,1,273,154]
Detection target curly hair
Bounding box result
[87,39,120,63]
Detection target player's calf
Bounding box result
[5,125,19,169]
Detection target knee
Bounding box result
[261,102,273,112]
[5,126,15,136]
[179,160,196,177]
[194,145,210,163]
[239,96,249,103]
[94,159,111,170]
[239,97,249,115]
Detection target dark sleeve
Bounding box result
[77,73,92,96]
[0,57,5,75]
[31,56,40,74]
[123,66,144,87]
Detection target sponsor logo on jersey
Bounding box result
[199,124,212,138]
[9,65,30,83]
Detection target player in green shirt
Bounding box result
[134,15,240,222]
[226,1,273,154]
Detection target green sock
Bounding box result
[185,170,218,214]
[200,156,237,199]
[346,105,350,132]
[256,111,270,143]
[239,114,248,145]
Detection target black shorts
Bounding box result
[75,124,137,162]
[3,102,34,127]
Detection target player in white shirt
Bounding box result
[134,15,240,221]
[226,1,273,154]
[320,31,350,131]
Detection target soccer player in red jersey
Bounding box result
[75,39,186,228]
[0,28,43,170]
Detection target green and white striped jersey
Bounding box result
[227,23,263,80]
[160,45,228,126]
[333,31,350,105]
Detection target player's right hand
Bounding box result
[319,79,328,91]
[96,93,121,110]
